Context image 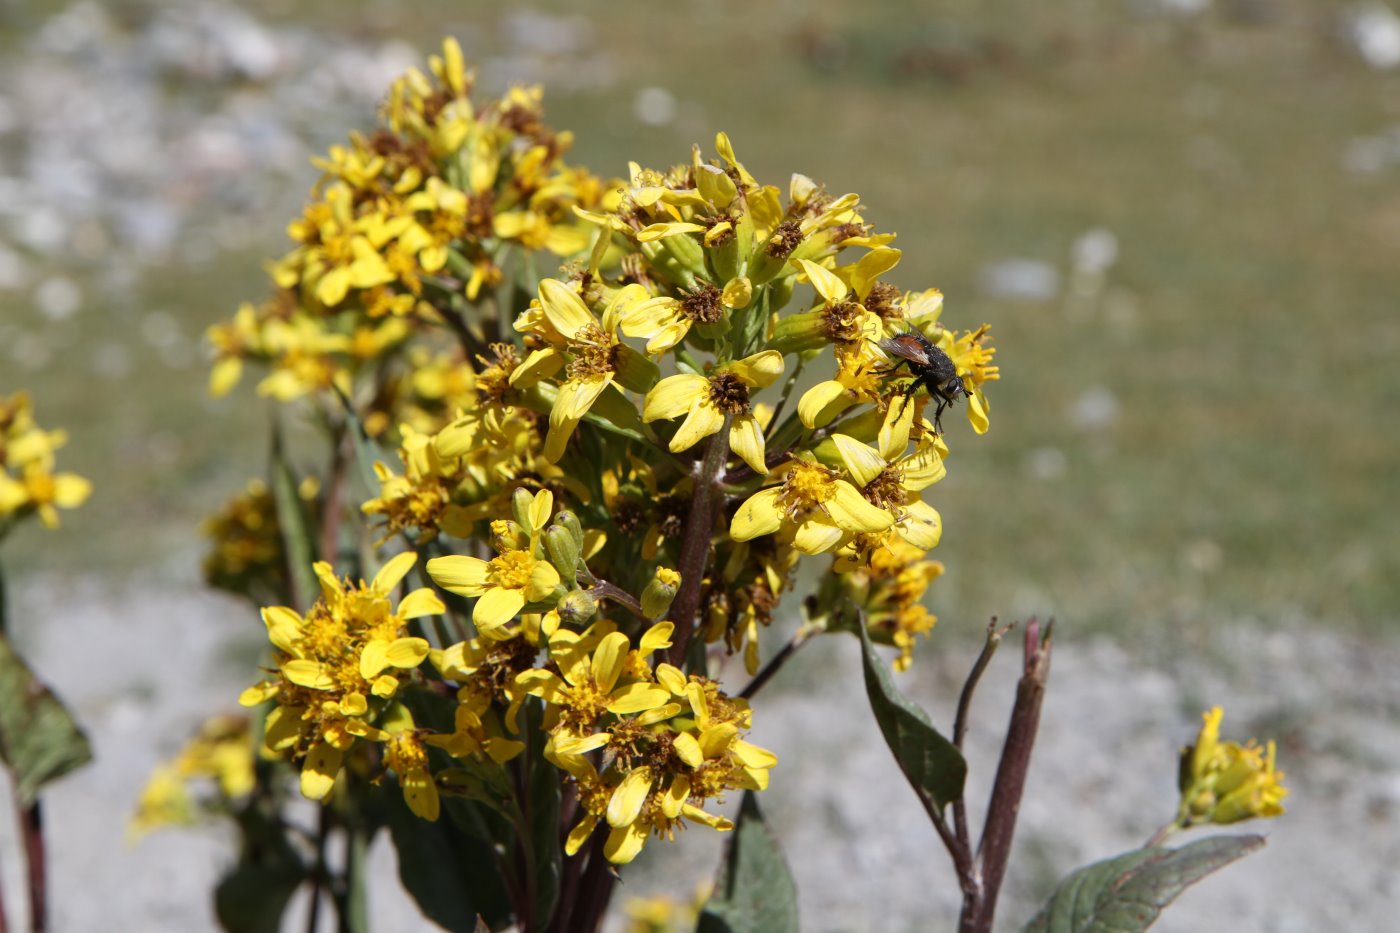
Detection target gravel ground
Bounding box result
[2,572,1397,932]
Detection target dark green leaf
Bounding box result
[1022,834,1266,933]
[214,862,305,933]
[697,791,799,933]
[215,801,307,933]
[0,632,91,805]
[270,424,319,610]
[858,615,966,812]
[386,791,513,932]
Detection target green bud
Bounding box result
[511,486,535,527]
[660,230,708,280]
[557,588,598,626]
[556,510,584,550]
[770,310,829,354]
[544,524,580,579]
[640,567,681,620]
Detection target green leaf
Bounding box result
[858,615,966,812]
[0,632,92,805]
[697,791,799,933]
[270,424,319,610]
[214,862,305,933]
[386,792,513,932]
[1022,834,1266,933]
[215,801,307,933]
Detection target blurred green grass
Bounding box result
[7,0,1397,639]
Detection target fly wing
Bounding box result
[877,334,932,366]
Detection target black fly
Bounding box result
[875,328,966,433]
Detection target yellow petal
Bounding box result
[898,500,943,550]
[538,278,596,339]
[967,388,990,434]
[372,551,417,593]
[729,487,784,541]
[426,556,490,596]
[402,769,440,821]
[638,622,674,657]
[669,401,725,453]
[797,380,853,429]
[474,586,527,631]
[525,561,561,602]
[606,767,654,828]
[643,374,709,422]
[566,814,600,856]
[607,683,672,714]
[698,722,739,759]
[796,258,848,304]
[681,803,732,832]
[672,732,703,768]
[591,632,631,693]
[555,375,612,421]
[604,822,650,864]
[386,637,431,669]
[827,481,895,533]
[397,588,445,619]
[793,519,845,554]
[261,606,303,655]
[733,740,777,769]
[509,346,563,388]
[831,434,886,487]
[300,743,344,800]
[528,489,554,530]
[209,357,243,398]
[728,415,768,475]
[360,640,391,679]
[901,443,947,490]
[238,681,278,707]
[655,663,688,696]
[283,660,335,691]
[727,350,784,389]
[878,397,916,460]
[52,474,92,508]
[661,776,691,818]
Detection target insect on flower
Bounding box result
[876,328,967,432]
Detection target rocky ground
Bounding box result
[2,571,1397,932]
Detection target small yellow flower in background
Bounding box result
[0,391,91,532]
[1178,706,1288,827]
[129,715,256,841]
[623,888,709,933]
[643,350,783,473]
[239,553,442,801]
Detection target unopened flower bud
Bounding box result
[490,519,528,552]
[557,589,598,626]
[641,567,681,620]
[555,510,584,549]
[544,524,580,579]
[511,486,536,528]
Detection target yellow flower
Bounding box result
[620,280,747,355]
[381,708,440,821]
[426,489,561,631]
[238,553,442,801]
[517,623,675,734]
[828,415,945,551]
[642,350,784,473]
[730,457,892,554]
[509,280,658,462]
[1179,706,1288,826]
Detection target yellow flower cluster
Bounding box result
[0,391,90,533]
[238,553,443,811]
[223,41,1001,877]
[202,476,319,602]
[129,715,256,840]
[1178,706,1288,826]
[206,37,613,417]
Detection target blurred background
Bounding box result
[0,0,1397,930]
